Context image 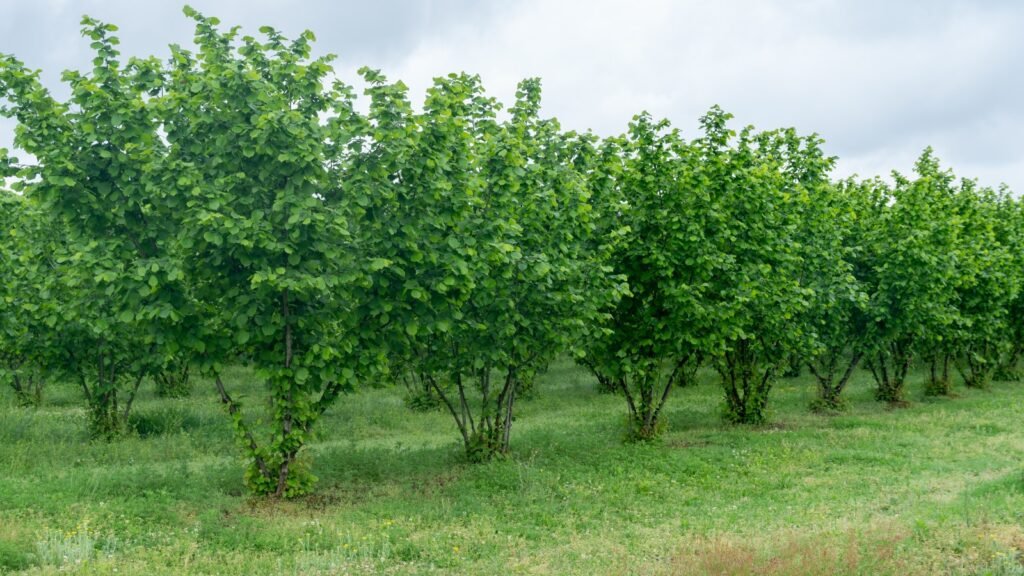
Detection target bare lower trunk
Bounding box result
[925,352,952,396]
[869,339,912,405]
[809,350,862,411]
[994,344,1021,382]
[498,367,518,453]
[956,344,995,390]
[275,289,295,498]
[581,359,618,394]
[7,361,45,407]
[718,340,774,424]
[154,357,191,398]
[215,374,270,481]
[617,355,693,440]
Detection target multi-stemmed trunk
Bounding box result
[154,355,192,398]
[808,350,863,412]
[67,343,148,439]
[616,354,697,440]
[782,353,802,378]
[866,338,913,405]
[5,359,45,407]
[956,343,998,389]
[396,368,442,411]
[212,289,345,498]
[580,358,619,394]
[924,351,953,396]
[429,363,523,462]
[717,339,776,425]
[213,369,344,499]
[993,344,1021,382]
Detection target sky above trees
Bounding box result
[1,0,1021,192]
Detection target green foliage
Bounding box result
[587,108,855,429]
[583,113,713,440]
[694,109,834,424]
[158,7,366,497]
[949,184,1022,389]
[1,9,1022,505]
[0,19,183,437]
[350,71,622,459]
[995,196,1024,381]
[858,150,963,404]
[801,178,871,411]
[153,355,191,399]
[0,190,50,408]
[0,538,33,572]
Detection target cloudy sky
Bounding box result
[1,0,1022,191]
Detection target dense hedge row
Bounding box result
[2,10,1021,497]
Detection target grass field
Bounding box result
[1,360,1023,575]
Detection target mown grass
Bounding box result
[1,360,1022,575]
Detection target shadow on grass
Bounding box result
[128,406,207,438]
[310,441,467,501]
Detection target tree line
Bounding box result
[1,9,1021,497]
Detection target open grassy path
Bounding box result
[1,361,1022,574]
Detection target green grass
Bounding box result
[1,361,1023,575]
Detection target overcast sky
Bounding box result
[2,0,1022,192]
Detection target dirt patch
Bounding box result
[667,524,912,576]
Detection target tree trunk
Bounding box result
[957,346,994,390]
[993,344,1021,382]
[275,288,296,498]
[809,350,861,412]
[782,353,802,378]
[718,340,774,424]
[924,352,952,396]
[7,362,45,407]
[870,340,911,405]
[154,356,191,398]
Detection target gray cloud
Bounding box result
[0,0,500,85]
[1,0,1021,191]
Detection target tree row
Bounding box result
[1,10,1021,497]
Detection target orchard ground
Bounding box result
[1,360,1023,575]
